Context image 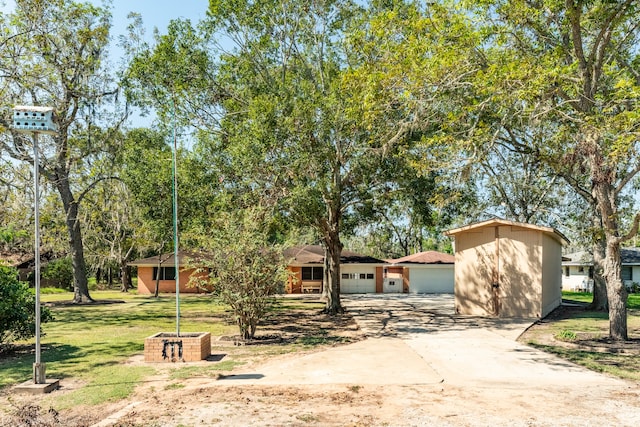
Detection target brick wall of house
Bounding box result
[287,266,302,293]
[136,267,208,294]
[376,266,383,293]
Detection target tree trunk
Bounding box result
[322,236,344,315]
[120,246,135,293]
[588,234,608,311]
[589,138,628,340]
[120,264,132,292]
[154,258,161,298]
[57,177,92,303]
[603,239,628,340]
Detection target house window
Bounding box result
[564,267,570,277]
[366,273,374,280]
[578,266,584,273]
[342,273,356,279]
[359,273,366,279]
[622,266,633,281]
[302,266,323,281]
[153,266,176,281]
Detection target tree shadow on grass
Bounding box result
[0,343,82,388]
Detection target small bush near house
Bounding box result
[627,282,640,294]
[0,265,53,346]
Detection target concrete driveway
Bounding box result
[131,294,640,427]
[219,294,622,388]
[342,294,621,387]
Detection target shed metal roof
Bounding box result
[445,218,569,245]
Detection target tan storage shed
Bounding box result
[445,219,568,318]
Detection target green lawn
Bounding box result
[0,291,239,406]
[1,290,331,410]
[562,290,640,310]
[522,291,640,382]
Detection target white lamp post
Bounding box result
[12,106,58,385]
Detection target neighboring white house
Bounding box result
[562,248,640,292]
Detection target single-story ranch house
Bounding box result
[130,245,456,296]
[445,218,568,318]
[562,248,640,292]
[128,251,211,295]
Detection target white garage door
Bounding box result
[409,266,454,294]
[340,265,376,294]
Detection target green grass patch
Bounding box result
[296,332,352,347]
[0,291,236,406]
[528,342,640,381]
[164,382,185,390]
[562,291,640,310]
[39,287,70,294]
[1,291,330,410]
[554,329,577,341]
[525,291,640,381]
[52,365,155,409]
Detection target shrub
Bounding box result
[0,265,53,345]
[192,208,289,340]
[42,257,74,290]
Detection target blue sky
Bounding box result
[1,1,210,130]
[1,0,209,57]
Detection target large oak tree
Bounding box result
[0,0,125,303]
[465,0,640,340]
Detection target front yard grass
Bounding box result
[521,292,640,382]
[0,291,351,413]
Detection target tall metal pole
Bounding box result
[171,99,180,337]
[33,132,44,384]
[12,106,56,387]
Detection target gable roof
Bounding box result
[444,218,569,245]
[563,248,640,266]
[284,245,385,265]
[387,250,454,265]
[0,250,57,269]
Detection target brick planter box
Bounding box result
[144,332,211,362]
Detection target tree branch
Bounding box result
[77,176,124,205]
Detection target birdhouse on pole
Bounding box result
[12,106,58,135]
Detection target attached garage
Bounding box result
[285,245,385,294]
[340,265,377,293]
[445,219,568,318]
[408,266,454,293]
[386,251,455,294]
